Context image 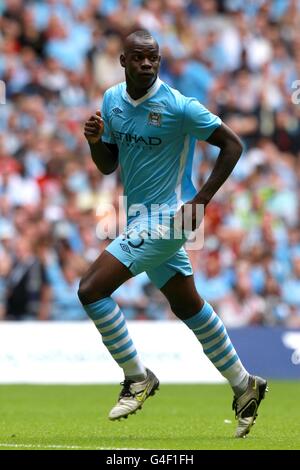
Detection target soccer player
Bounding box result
[80,30,267,438]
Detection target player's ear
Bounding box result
[120,54,126,68]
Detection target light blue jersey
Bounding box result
[103,78,222,288]
[102,77,221,223]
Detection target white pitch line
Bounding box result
[0,443,145,450]
[0,443,81,449]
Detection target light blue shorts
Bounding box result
[105,219,193,289]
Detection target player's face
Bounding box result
[121,39,160,89]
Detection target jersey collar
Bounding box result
[123,77,162,107]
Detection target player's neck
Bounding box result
[126,77,157,100]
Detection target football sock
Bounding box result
[232,374,250,397]
[83,297,146,379]
[183,301,249,394]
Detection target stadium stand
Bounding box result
[1,0,300,325]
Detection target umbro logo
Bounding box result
[120,243,131,253]
[112,107,123,114]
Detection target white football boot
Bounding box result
[233,375,268,438]
[108,368,159,421]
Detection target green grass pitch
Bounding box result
[0,381,299,450]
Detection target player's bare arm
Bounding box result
[84,110,119,174]
[182,122,243,231]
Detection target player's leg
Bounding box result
[160,272,251,391]
[78,247,159,420]
[148,252,267,438]
[78,250,147,379]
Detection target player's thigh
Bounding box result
[78,250,132,304]
[160,273,204,320]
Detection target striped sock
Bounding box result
[184,301,249,389]
[83,297,146,379]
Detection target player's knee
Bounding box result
[78,277,99,305]
[78,278,91,305]
[170,303,187,318]
[170,298,204,320]
[78,273,113,305]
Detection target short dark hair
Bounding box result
[123,29,158,55]
[126,29,154,41]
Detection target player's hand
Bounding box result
[84,111,104,144]
[175,198,208,233]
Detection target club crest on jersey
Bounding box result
[148,111,161,127]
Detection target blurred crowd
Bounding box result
[1,0,300,326]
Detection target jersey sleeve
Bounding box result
[182,98,221,141]
[101,91,116,144]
